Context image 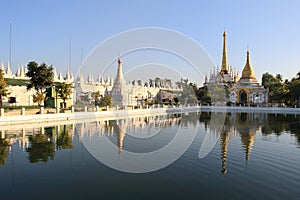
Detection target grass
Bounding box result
[1,105,53,110]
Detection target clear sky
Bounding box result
[1,0,300,84]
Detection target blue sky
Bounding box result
[1,0,300,84]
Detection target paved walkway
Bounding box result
[1,106,300,127]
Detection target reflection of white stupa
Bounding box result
[111,58,128,106]
[115,120,127,155]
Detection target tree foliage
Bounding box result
[152,77,172,88]
[0,70,8,107]
[33,91,48,106]
[286,77,300,106]
[262,73,285,104]
[175,80,198,105]
[262,71,300,106]
[26,61,54,92]
[101,95,113,107]
[26,61,54,106]
[197,86,211,105]
[92,91,101,106]
[55,82,72,108]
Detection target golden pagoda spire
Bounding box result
[221,30,229,73]
[241,50,257,80]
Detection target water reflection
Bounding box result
[200,112,300,174]
[26,134,55,163]
[0,124,74,165]
[261,114,300,142]
[55,125,74,150]
[76,114,185,155]
[0,112,299,170]
[0,138,10,165]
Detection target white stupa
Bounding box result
[111,58,128,106]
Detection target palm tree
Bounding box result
[275,74,283,82]
[33,91,47,106]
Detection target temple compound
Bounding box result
[229,51,268,105]
[205,31,268,105]
[1,30,267,107]
[1,63,75,107]
[74,58,181,106]
[109,58,181,106]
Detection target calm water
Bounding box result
[0,112,300,200]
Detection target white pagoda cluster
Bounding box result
[1,58,181,107]
[1,61,75,83]
[1,62,29,79]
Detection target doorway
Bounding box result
[240,91,248,105]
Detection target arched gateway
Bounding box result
[240,90,248,104]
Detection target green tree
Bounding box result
[92,91,101,106]
[197,86,211,105]
[296,71,300,80]
[55,82,72,109]
[101,95,113,106]
[275,74,283,82]
[177,80,198,105]
[207,84,227,104]
[287,77,300,106]
[262,72,274,87]
[144,97,151,105]
[262,72,300,106]
[262,72,285,104]
[154,77,161,87]
[26,61,54,106]
[33,91,48,106]
[0,70,8,108]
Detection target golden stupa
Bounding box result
[239,51,259,85]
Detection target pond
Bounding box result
[0,111,300,199]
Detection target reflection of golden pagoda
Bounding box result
[219,116,234,175]
[213,112,265,174]
[234,113,259,161]
[220,132,229,174]
[240,131,256,161]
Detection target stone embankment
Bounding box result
[1,106,300,127]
